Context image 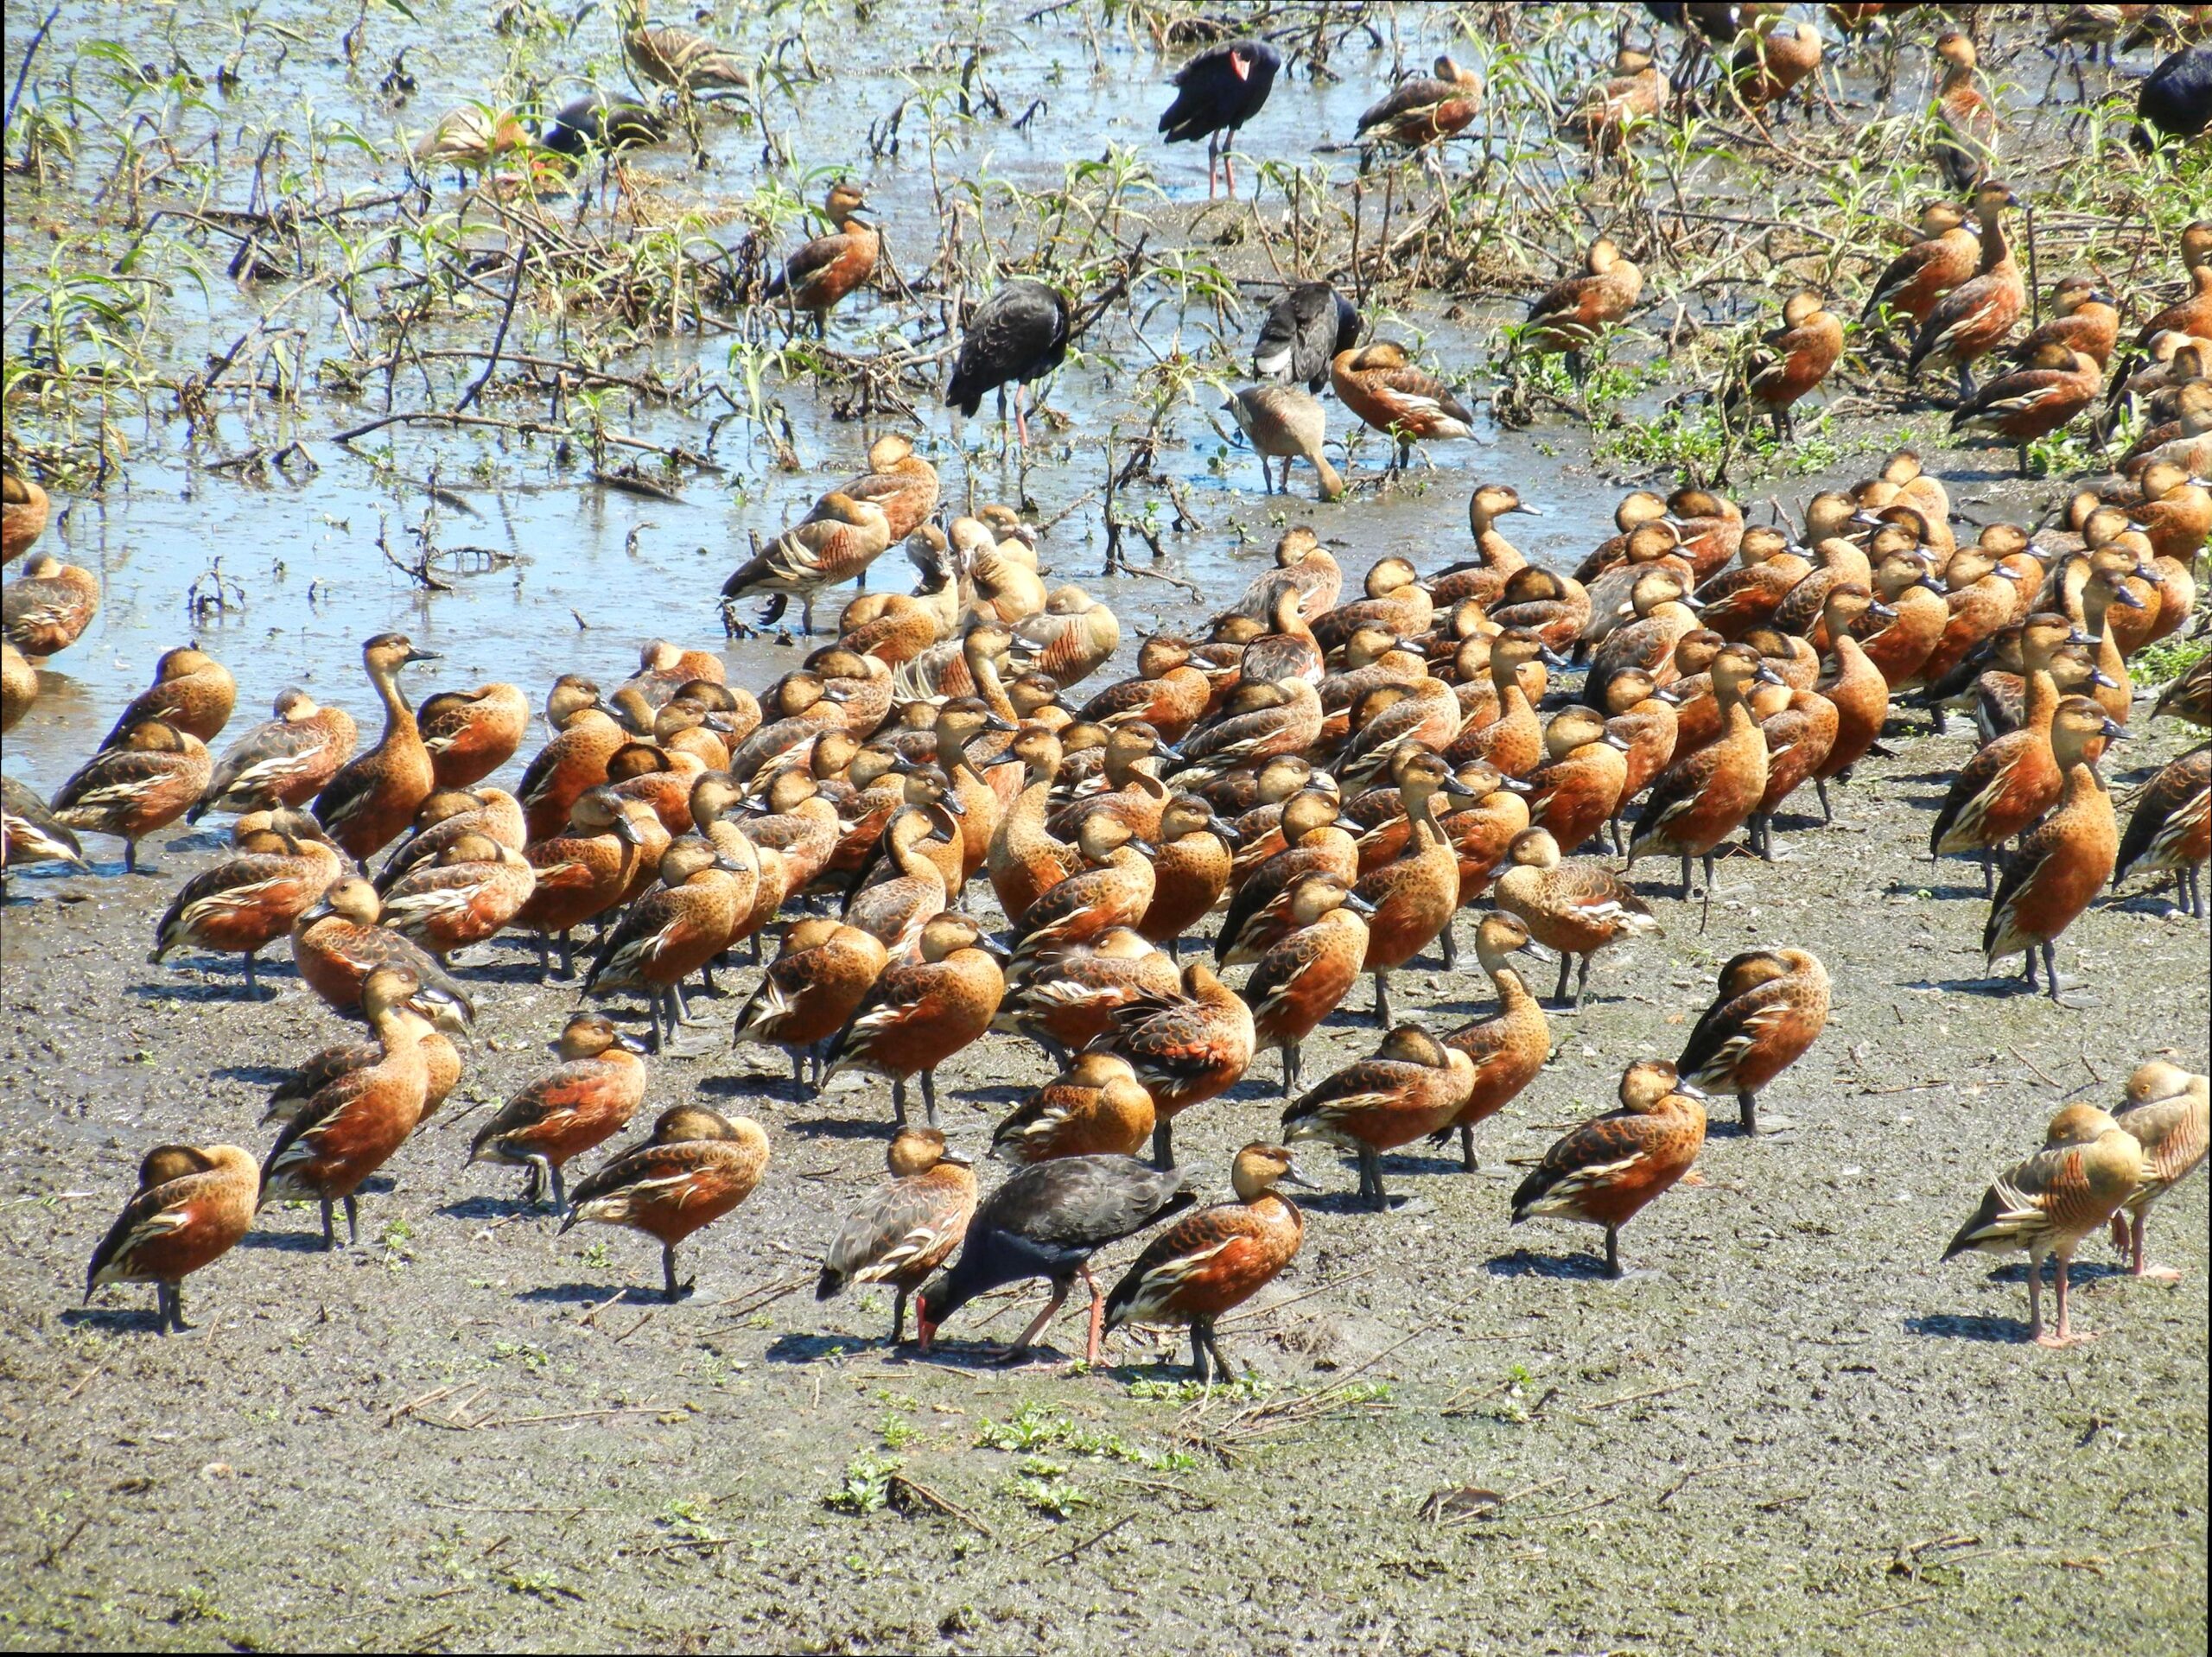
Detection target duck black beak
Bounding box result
[1343,891,1379,917]
[404,646,442,665]
[615,1032,651,1055]
[1868,599,1897,621]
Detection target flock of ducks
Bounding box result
[7,12,2212,1375]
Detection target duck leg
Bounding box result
[241,950,260,999]
[1458,1121,1478,1173]
[559,930,576,980]
[997,1278,1071,1364]
[1554,951,1573,1005]
[889,1286,908,1345]
[1358,1145,1389,1211]
[523,1161,545,1207]
[548,1162,568,1216]
[1373,970,1393,1028]
[1198,1318,1234,1382]
[320,1199,337,1251]
[2039,941,2063,1004]
[1573,953,1593,1010]
[1152,1117,1174,1171]
[535,933,552,979]
[891,1075,909,1126]
[1188,1322,1212,1384]
[344,1194,360,1247]
[1739,1090,1758,1136]
[920,1070,940,1128]
[1603,1223,1622,1279]
[1437,917,1458,968]
[1700,852,1717,931]
[124,839,139,875]
[1815,778,1833,824]
[1281,1042,1300,1097]
[2024,1253,2044,1343]
[1678,854,1694,902]
[662,1241,691,1302]
[1955,363,1977,401]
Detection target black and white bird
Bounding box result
[1252,282,1362,392]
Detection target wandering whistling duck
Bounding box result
[53,718,211,874]
[259,965,435,1249]
[1008,811,1156,974]
[1354,746,1479,1025]
[914,1153,1200,1366]
[1253,281,1361,392]
[2152,652,2212,730]
[1521,237,1643,384]
[1103,1142,1313,1382]
[1496,826,1661,1008]
[1929,31,1998,189]
[1984,697,2126,1000]
[1907,181,2023,398]
[992,1051,1157,1164]
[512,789,650,979]
[1013,586,1121,689]
[1723,17,1822,117]
[1627,643,1780,921]
[620,1,749,92]
[2132,222,2212,349]
[151,811,344,996]
[2109,1060,2209,1279]
[1944,1102,2142,1346]
[1331,343,1477,470]
[2114,744,2209,917]
[1523,708,1631,854]
[1,639,34,733]
[469,1013,648,1212]
[1568,45,1666,156]
[102,646,235,748]
[1951,343,2102,476]
[292,877,476,1030]
[2,776,88,875]
[1357,55,1484,151]
[817,1127,977,1343]
[1225,384,1345,501]
[585,840,748,1051]
[519,692,627,841]
[988,727,1077,925]
[946,279,1071,450]
[735,917,889,1085]
[1102,961,1254,1169]
[2,467,49,563]
[1676,947,1829,1135]
[3,551,99,657]
[998,917,1173,1051]
[2012,276,2119,369]
[766,182,880,335]
[1436,911,1550,1171]
[1079,638,1211,743]
[1808,584,1892,820]
[1228,526,1344,624]
[1158,37,1281,197]
[1929,613,2094,890]
[723,493,893,637]
[834,434,941,546]
[1511,1058,1707,1277]
[1447,628,1549,778]
[1138,796,1239,949]
[561,1106,770,1302]
[823,913,1004,1125]
[416,682,529,788]
[1744,669,1838,860]
[1282,1025,1474,1209]
[379,831,535,959]
[376,787,526,893]
[86,1143,257,1335]
[191,688,359,822]
[1244,873,1375,1095]
[1735,290,1843,441]
[1433,481,1540,608]
[313,633,440,860]
[1862,201,1976,332]
[265,1013,460,1129]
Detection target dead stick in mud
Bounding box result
[1039,1511,1135,1565]
[1587,1378,1698,1412]
[891,1473,995,1537]
[455,239,530,414]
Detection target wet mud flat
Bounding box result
[0,610,2204,1653]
